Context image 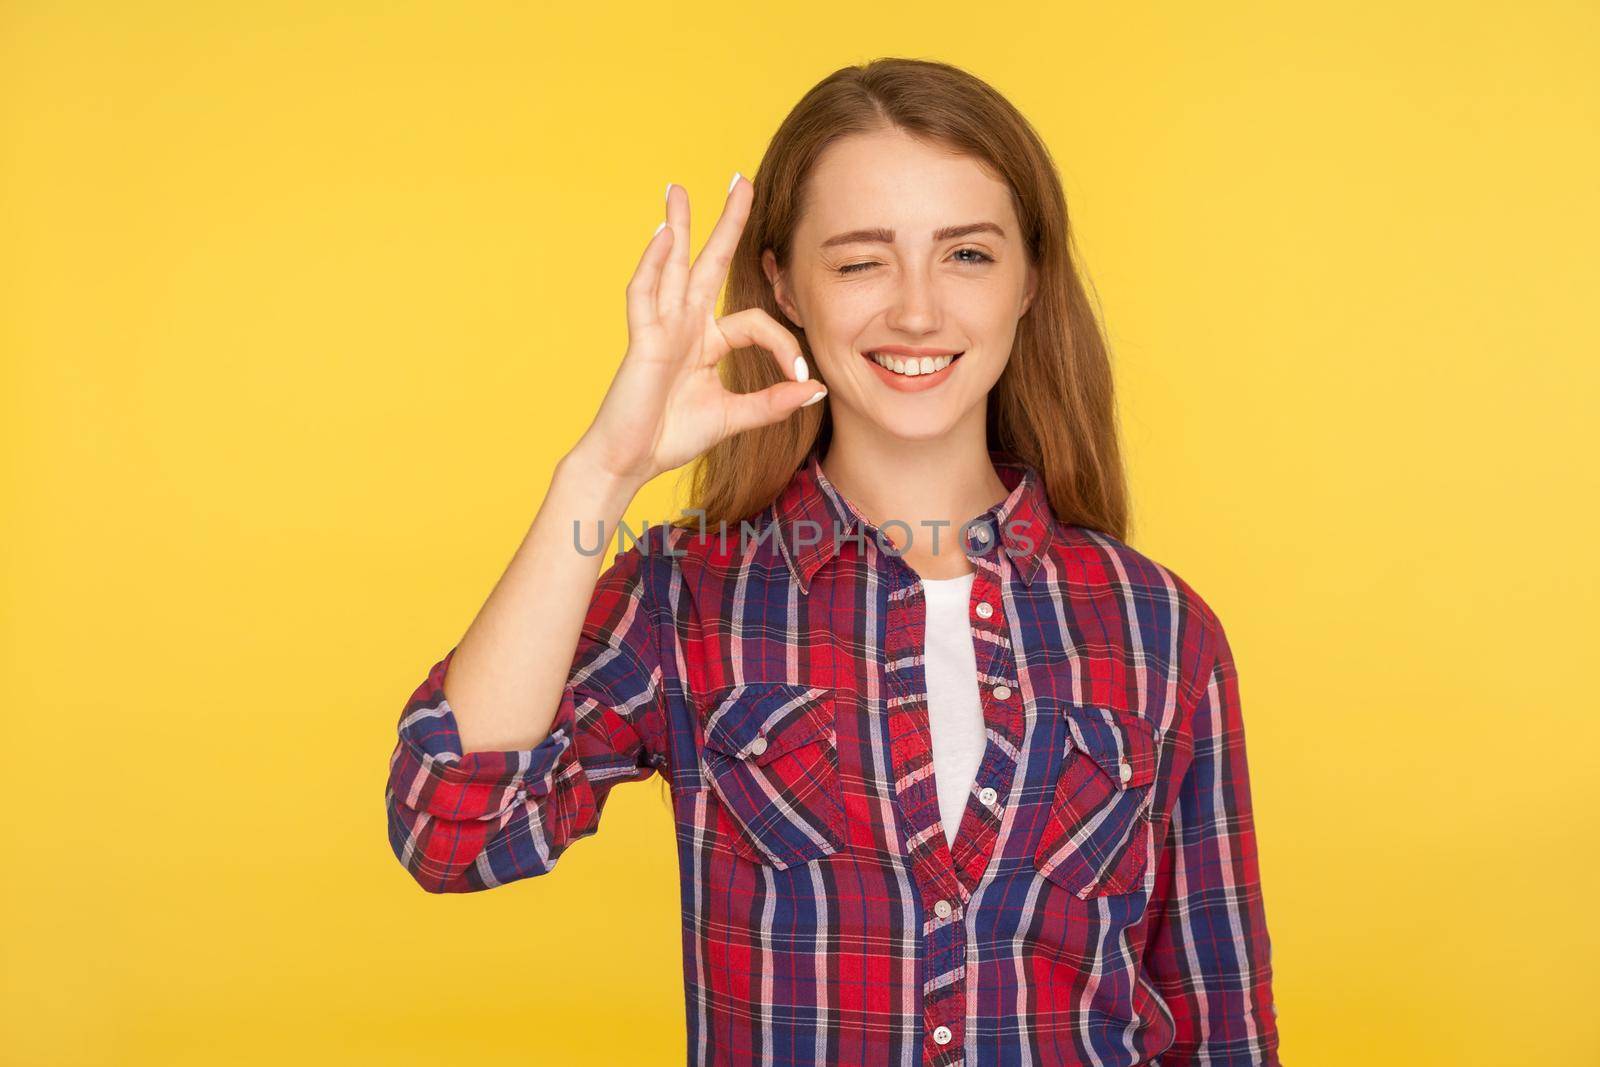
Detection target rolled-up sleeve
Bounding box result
[1145,609,1281,1064]
[384,541,669,893]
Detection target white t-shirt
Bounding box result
[919,571,988,850]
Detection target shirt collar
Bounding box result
[770,446,1056,595]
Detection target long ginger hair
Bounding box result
[671,57,1129,541]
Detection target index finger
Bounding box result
[685,172,753,307]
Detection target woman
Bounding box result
[386,57,1281,1067]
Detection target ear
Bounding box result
[1020,261,1038,317]
[761,248,804,328]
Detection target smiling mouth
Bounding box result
[862,350,965,377]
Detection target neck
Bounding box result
[819,411,1008,580]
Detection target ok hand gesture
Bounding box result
[574,174,827,490]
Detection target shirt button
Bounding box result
[978,786,998,806]
[974,601,994,619]
[1118,759,1133,783]
[748,735,768,757]
[992,684,1011,701]
[933,898,952,919]
[932,1025,953,1045]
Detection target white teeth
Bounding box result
[870,352,956,377]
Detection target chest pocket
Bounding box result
[697,682,845,869]
[1033,703,1160,898]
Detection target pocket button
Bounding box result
[748,735,768,757]
[1118,759,1132,783]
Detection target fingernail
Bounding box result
[801,386,827,407]
[654,221,666,235]
[793,356,809,382]
[728,171,743,193]
[665,182,673,204]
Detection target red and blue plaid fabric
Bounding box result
[386,447,1281,1066]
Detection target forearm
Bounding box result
[442,441,648,755]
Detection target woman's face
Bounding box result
[763,126,1036,444]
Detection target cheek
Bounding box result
[972,295,1026,344]
[804,295,877,349]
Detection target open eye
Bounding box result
[953,247,995,265]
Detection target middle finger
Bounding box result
[685,172,753,308]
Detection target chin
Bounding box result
[866,408,969,444]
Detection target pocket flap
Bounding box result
[1064,704,1157,789]
[700,683,835,765]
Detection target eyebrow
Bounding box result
[819,221,1007,249]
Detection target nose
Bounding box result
[884,263,942,335]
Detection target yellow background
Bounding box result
[4,2,1596,1064]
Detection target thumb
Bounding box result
[724,380,828,437]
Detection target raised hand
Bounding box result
[572,174,827,490]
